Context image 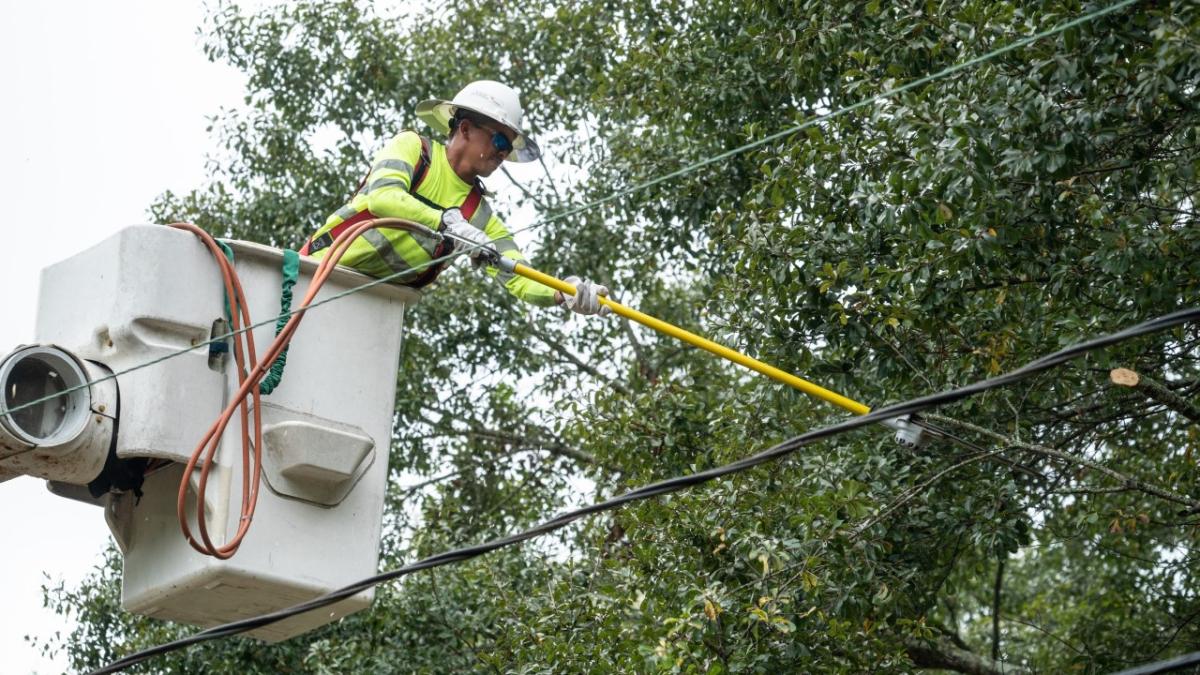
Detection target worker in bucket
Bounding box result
[300,80,610,316]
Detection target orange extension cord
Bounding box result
[171,218,439,559]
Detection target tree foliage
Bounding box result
[41,0,1200,672]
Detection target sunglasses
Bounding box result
[475,122,514,154]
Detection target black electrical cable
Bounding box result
[90,306,1200,674]
[0,0,1140,430]
[1110,650,1200,675]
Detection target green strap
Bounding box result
[216,241,236,322]
[213,242,298,395]
[207,241,237,363]
[259,249,300,395]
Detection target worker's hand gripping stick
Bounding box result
[440,212,500,266]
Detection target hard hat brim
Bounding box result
[415,98,541,163]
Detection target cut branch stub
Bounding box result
[1109,367,1200,425]
[1109,367,1140,388]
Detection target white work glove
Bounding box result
[441,208,498,265]
[561,275,611,316]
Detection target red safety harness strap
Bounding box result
[299,136,486,289]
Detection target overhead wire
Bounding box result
[495,0,1138,235]
[0,0,1156,662]
[0,0,1137,428]
[8,0,1156,642]
[1110,650,1200,675]
[90,306,1200,674]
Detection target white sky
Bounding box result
[0,3,568,672]
[0,3,246,672]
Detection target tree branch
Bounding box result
[530,330,630,396]
[537,153,564,204]
[1007,617,1088,658]
[926,414,1200,511]
[992,559,1004,662]
[417,408,620,474]
[500,165,550,210]
[929,619,972,652]
[905,635,1027,675]
[852,448,1008,538]
[619,311,651,376]
[468,427,620,474]
[1110,368,1200,425]
[395,447,545,498]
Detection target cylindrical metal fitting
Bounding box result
[0,345,117,484]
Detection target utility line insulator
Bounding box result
[882,416,926,448]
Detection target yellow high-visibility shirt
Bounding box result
[307,131,555,306]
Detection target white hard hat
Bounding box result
[416,80,541,163]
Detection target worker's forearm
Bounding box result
[366,189,443,229]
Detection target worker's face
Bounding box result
[463,118,515,177]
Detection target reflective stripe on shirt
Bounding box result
[365,177,409,194]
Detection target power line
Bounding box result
[0,239,454,426]
[1111,651,1200,675]
[0,0,1136,425]
[90,306,1200,674]
[501,0,1138,233]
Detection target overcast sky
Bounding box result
[0,3,246,671]
[0,0,581,669]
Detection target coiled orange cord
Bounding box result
[171,218,439,559]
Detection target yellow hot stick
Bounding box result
[510,262,872,416]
